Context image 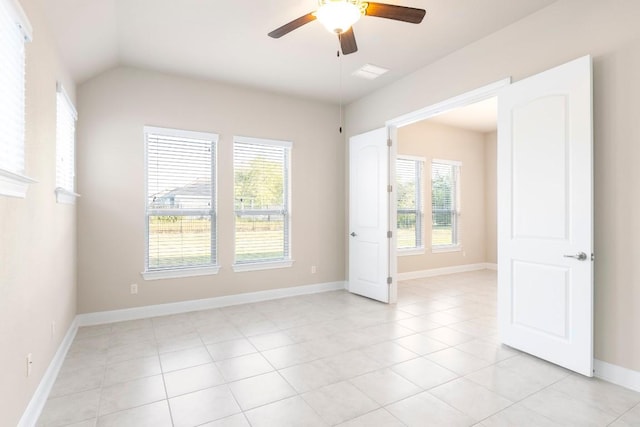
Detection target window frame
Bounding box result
[232,135,293,272]
[55,82,79,204]
[142,126,219,280]
[0,0,35,198]
[396,155,425,256]
[431,158,462,253]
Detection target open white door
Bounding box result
[349,127,393,303]
[498,56,593,376]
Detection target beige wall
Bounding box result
[0,0,76,425]
[76,67,345,313]
[484,131,497,264]
[345,0,640,372]
[397,121,486,273]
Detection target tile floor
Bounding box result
[37,270,640,426]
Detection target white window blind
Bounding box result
[432,160,460,247]
[56,83,78,193]
[0,0,31,178]
[397,156,423,250]
[234,137,291,265]
[145,126,218,272]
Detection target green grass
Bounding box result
[148,218,453,268]
[397,226,453,250]
[148,218,284,268]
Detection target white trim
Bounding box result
[17,317,79,427]
[432,158,462,167]
[5,0,33,41]
[142,265,220,280]
[0,168,37,198]
[234,135,293,149]
[432,245,462,253]
[56,82,77,119]
[485,263,498,270]
[594,359,640,392]
[144,125,219,142]
[232,260,294,273]
[77,280,346,326]
[397,248,425,256]
[55,187,80,204]
[398,263,495,281]
[397,154,425,163]
[386,78,511,128]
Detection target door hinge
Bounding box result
[387,184,392,193]
[387,231,392,238]
[387,276,392,285]
[387,138,392,147]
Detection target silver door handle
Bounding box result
[564,252,587,261]
[350,232,357,237]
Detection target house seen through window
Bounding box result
[144,126,218,273]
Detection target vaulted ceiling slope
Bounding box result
[43,0,557,104]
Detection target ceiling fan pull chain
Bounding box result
[338,47,343,134]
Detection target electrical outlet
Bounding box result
[26,353,32,377]
[130,283,138,294]
[311,265,317,274]
[51,321,56,339]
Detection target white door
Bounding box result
[498,55,593,376]
[349,128,392,303]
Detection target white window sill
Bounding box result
[398,248,425,256]
[432,245,462,254]
[142,265,220,281]
[232,260,294,273]
[0,168,37,198]
[55,187,80,204]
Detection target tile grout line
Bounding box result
[151,318,175,427]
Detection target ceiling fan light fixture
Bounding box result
[315,0,364,34]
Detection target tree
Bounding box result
[234,157,284,210]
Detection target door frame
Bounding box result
[384,78,511,288]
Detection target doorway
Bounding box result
[394,97,498,280]
[376,56,594,376]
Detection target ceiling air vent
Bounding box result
[352,63,389,80]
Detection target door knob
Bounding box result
[350,232,357,237]
[564,252,587,261]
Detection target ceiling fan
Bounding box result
[268,0,426,55]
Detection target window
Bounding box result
[0,0,33,197]
[397,156,424,253]
[233,136,292,271]
[143,126,219,279]
[55,83,78,203]
[431,159,461,250]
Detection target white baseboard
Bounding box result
[594,359,640,392]
[19,280,345,425]
[77,280,347,326]
[18,317,79,427]
[398,263,496,281]
[485,263,498,271]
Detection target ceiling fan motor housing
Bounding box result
[315,0,366,34]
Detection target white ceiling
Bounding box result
[428,97,497,133]
[43,0,557,104]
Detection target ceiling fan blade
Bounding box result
[339,27,358,55]
[364,2,426,24]
[268,13,317,38]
